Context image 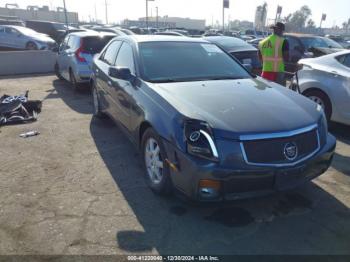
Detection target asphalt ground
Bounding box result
[0,75,349,256]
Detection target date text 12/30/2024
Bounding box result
[127,256,220,261]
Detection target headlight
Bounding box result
[184,120,219,161]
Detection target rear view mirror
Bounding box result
[109,67,134,81]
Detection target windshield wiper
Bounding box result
[150,79,178,83]
[207,76,246,80]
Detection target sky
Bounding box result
[6,0,350,27]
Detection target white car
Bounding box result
[0,25,56,50]
[296,50,350,125]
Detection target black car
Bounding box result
[204,36,262,75]
[284,33,345,73]
[91,35,335,202]
[26,20,85,43]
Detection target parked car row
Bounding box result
[0,25,56,50]
[54,31,116,90]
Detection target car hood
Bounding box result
[152,78,321,139]
[30,33,55,43]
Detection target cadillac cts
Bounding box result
[91,36,336,201]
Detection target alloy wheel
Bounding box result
[144,138,164,185]
[308,95,325,110]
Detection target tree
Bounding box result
[307,19,316,28]
[284,5,312,32]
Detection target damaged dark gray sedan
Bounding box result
[91,36,336,201]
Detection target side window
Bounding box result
[337,54,350,68]
[115,43,135,75]
[343,55,350,68]
[101,41,122,65]
[0,27,4,33]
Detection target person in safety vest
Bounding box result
[258,22,289,85]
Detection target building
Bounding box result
[125,16,206,31]
[0,5,79,24]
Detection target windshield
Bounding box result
[139,42,251,83]
[300,37,343,50]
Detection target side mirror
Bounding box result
[17,33,22,37]
[52,46,59,53]
[109,66,134,81]
[243,63,253,72]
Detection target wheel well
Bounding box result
[302,87,332,113]
[139,121,152,147]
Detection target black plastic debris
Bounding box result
[0,91,42,126]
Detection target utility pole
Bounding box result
[146,0,154,30]
[105,0,108,24]
[62,0,68,28]
[94,3,97,23]
[156,6,159,29]
[222,5,225,32]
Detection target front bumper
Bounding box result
[163,133,336,202]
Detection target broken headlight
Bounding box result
[184,120,219,161]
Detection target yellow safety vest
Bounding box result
[259,34,285,72]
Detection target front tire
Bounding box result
[304,90,332,122]
[141,128,172,195]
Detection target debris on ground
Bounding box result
[19,130,40,138]
[0,91,42,126]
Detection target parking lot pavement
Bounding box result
[0,75,349,255]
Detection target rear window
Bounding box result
[82,36,114,54]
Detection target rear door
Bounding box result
[94,40,122,116]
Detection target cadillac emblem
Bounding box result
[284,142,298,161]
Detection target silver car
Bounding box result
[54,31,115,90]
[296,50,350,125]
[0,25,56,50]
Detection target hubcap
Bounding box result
[308,96,325,110]
[93,88,99,114]
[144,138,164,184]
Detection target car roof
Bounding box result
[204,36,257,52]
[284,33,324,38]
[67,31,116,38]
[26,20,62,24]
[114,35,209,44]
